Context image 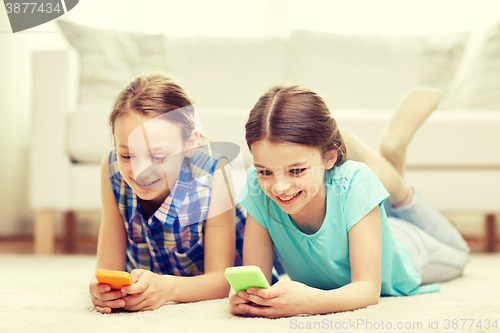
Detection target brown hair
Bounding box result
[245,84,346,167]
[110,73,197,143]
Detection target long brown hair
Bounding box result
[109,73,197,143]
[245,84,346,167]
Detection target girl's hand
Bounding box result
[234,280,316,319]
[89,276,127,314]
[228,288,252,316]
[120,269,171,311]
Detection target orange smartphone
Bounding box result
[95,270,134,290]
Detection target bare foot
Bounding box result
[379,87,442,174]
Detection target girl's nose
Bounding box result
[271,180,292,196]
[131,155,155,180]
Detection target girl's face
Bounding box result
[114,111,197,206]
[250,139,337,219]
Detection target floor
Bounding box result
[0,236,98,254]
[1,212,497,254]
[0,235,497,254]
[2,253,499,333]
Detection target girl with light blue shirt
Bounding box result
[229,85,470,318]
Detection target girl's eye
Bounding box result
[290,168,306,175]
[152,156,167,162]
[120,154,167,162]
[257,170,272,176]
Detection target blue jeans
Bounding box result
[384,187,470,284]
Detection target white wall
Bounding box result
[0,12,31,235]
[289,0,500,34]
[0,12,66,235]
[62,0,500,36]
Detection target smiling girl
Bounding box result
[89,73,245,313]
[229,85,470,318]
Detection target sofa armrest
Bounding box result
[29,49,79,211]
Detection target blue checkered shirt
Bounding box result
[108,148,246,276]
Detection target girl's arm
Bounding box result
[96,154,128,270]
[120,159,239,309]
[228,212,274,315]
[235,205,382,318]
[169,159,237,301]
[310,204,382,312]
[89,154,129,314]
[242,213,275,282]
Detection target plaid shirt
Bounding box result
[108,148,245,276]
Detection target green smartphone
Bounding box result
[224,265,270,294]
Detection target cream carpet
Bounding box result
[1,253,499,333]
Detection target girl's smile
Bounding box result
[133,177,162,190]
[276,191,303,204]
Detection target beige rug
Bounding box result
[1,253,499,333]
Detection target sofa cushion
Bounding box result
[287,30,421,109]
[197,107,252,167]
[67,108,112,164]
[332,109,500,167]
[441,20,500,109]
[165,36,285,109]
[57,20,168,107]
[69,163,102,209]
[418,32,469,94]
[67,107,500,167]
[66,107,250,166]
[64,106,500,214]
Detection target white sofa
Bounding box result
[30,21,500,254]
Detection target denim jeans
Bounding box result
[384,187,470,284]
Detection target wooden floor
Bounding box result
[0,236,98,255]
[0,236,497,254]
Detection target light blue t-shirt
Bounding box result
[237,160,439,296]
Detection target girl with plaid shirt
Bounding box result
[89,73,245,313]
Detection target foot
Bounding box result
[379,87,442,174]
